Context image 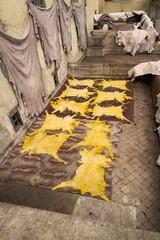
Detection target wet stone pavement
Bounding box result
[0,80,160,232]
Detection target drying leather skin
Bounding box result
[27,0,61,69]
[58,0,72,53]
[116,28,158,56]
[128,61,160,81]
[116,12,159,56]
[0,19,45,117]
[73,0,87,51]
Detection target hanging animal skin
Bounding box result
[92,105,132,123]
[93,90,132,104]
[70,118,114,159]
[52,149,111,201]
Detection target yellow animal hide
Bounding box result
[68,78,96,88]
[94,90,132,104]
[92,105,132,123]
[38,111,80,134]
[52,149,111,201]
[99,80,130,91]
[21,131,70,165]
[51,98,91,118]
[70,118,114,159]
[60,85,92,99]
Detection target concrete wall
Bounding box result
[99,0,151,15]
[0,0,99,160]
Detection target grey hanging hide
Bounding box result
[73,0,87,51]
[27,0,61,69]
[128,61,160,81]
[58,0,72,53]
[0,19,45,117]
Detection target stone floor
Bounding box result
[0,80,160,232]
[112,81,160,232]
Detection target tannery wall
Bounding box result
[99,0,151,15]
[0,0,99,160]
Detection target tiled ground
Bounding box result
[112,81,160,232]
[0,80,160,232]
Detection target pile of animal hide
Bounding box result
[115,11,159,55]
[0,19,45,117]
[94,13,115,30]
[94,10,145,29]
[128,61,160,81]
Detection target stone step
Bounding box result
[73,196,137,228]
[87,30,160,56]
[85,47,105,57]
[1,202,160,240]
[68,54,160,79]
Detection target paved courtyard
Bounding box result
[112,81,160,232]
[0,79,160,232]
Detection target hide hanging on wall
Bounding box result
[0,19,45,117]
[58,0,72,53]
[73,0,87,51]
[27,0,61,69]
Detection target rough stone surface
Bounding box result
[73,196,137,228]
[1,202,160,240]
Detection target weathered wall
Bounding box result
[0,0,99,160]
[0,0,29,149]
[99,0,151,15]
[150,0,160,19]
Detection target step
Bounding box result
[87,35,106,47]
[85,47,105,57]
[1,202,160,240]
[104,31,160,54]
[73,196,137,228]
[87,30,160,56]
[68,54,160,79]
